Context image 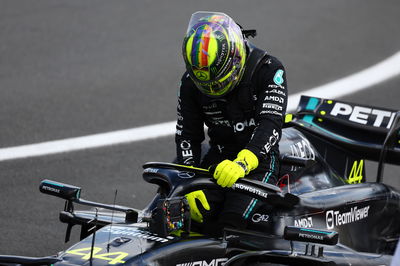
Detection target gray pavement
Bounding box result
[0,0,399,256]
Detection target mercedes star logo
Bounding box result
[178,171,196,179]
[195,71,208,81]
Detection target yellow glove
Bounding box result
[235,149,259,174]
[185,190,210,223]
[213,149,259,188]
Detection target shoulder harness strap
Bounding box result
[234,43,269,115]
[241,43,269,86]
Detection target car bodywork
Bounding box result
[1,96,399,266]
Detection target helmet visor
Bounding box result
[183,11,245,97]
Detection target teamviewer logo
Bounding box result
[326,210,334,230]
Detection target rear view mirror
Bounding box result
[39,180,81,201]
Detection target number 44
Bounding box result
[66,247,129,265]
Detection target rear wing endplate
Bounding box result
[287,96,400,166]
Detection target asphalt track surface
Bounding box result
[0,0,399,257]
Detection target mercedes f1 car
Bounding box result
[1,96,399,265]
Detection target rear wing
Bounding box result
[287,96,400,182]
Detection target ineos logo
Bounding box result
[252,213,269,223]
[177,171,195,179]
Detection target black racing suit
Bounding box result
[175,48,287,233]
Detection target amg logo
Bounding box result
[176,258,228,266]
[42,185,60,193]
[330,102,395,128]
[326,206,370,230]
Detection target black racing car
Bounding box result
[1,96,399,266]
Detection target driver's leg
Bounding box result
[219,151,280,230]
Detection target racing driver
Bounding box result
[176,11,287,234]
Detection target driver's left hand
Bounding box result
[213,149,259,188]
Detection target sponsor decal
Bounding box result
[66,247,128,265]
[294,217,313,228]
[290,138,315,160]
[176,258,228,266]
[233,118,256,132]
[326,206,370,230]
[41,185,60,194]
[267,86,286,93]
[209,119,231,127]
[233,183,268,199]
[180,140,194,165]
[216,42,228,66]
[298,233,323,241]
[264,95,284,103]
[203,102,218,110]
[178,171,195,179]
[263,129,280,153]
[102,226,174,243]
[252,213,269,223]
[204,111,222,115]
[273,69,285,85]
[177,113,183,121]
[260,110,283,116]
[143,168,158,174]
[347,160,364,184]
[329,102,395,128]
[262,103,283,111]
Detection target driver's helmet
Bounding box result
[182,11,246,97]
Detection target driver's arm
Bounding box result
[245,58,287,160]
[175,73,205,167]
[212,59,287,187]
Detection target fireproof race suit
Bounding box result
[175,46,287,230]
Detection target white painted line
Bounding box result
[1,51,400,162]
[286,51,400,112]
[0,121,176,161]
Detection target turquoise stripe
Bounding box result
[302,97,350,143]
[303,114,314,123]
[43,181,64,187]
[305,97,319,110]
[244,200,258,219]
[302,115,350,143]
[300,228,333,235]
[244,154,276,219]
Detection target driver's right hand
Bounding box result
[185,190,210,223]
